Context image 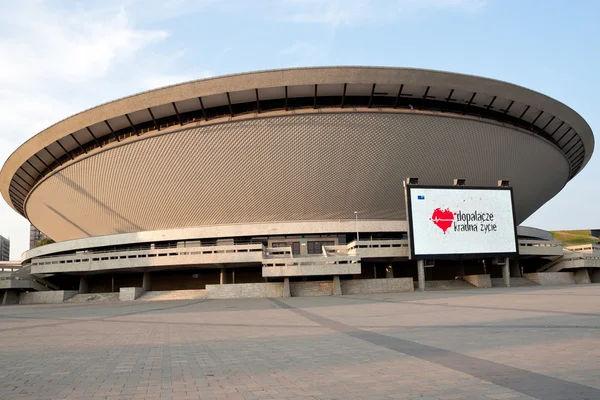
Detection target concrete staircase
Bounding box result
[66,293,120,303]
[138,290,206,301]
[417,280,476,291]
[491,277,539,287]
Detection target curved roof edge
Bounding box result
[2,66,595,215]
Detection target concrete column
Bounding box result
[220,268,226,285]
[142,272,151,291]
[283,277,291,297]
[79,276,89,294]
[502,257,510,288]
[2,290,19,305]
[373,265,377,279]
[232,269,236,284]
[510,259,521,277]
[574,269,591,284]
[417,260,425,292]
[333,276,342,295]
[386,265,394,279]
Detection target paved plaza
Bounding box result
[0,285,599,400]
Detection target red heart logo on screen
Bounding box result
[430,208,455,234]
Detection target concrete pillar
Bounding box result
[283,277,291,297]
[502,257,510,288]
[373,265,377,279]
[220,268,226,285]
[590,269,600,283]
[79,276,89,294]
[417,260,425,292]
[574,269,591,284]
[510,259,521,277]
[232,269,236,284]
[142,272,151,291]
[333,276,342,295]
[386,265,394,279]
[2,290,19,305]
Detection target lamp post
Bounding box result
[354,211,359,244]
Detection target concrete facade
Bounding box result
[19,290,78,305]
[205,282,283,299]
[340,277,414,294]
[0,235,9,261]
[524,272,576,286]
[463,274,493,288]
[119,287,145,301]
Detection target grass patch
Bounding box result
[551,230,600,246]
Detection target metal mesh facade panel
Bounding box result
[26,112,569,241]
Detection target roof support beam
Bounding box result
[12,179,30,195]
[284,86,288,111]
[313,84,318,109]
[421,86,432,108]
[10,185,28,199]
[565,139,583,155]
[125,114,139,135]
[45,148,62,166]
[69,133,87,154]
[556,127,573,145]
[104,120,120,142]
[445,89,455,103]
[463,92,477,115]
[86,127,102,147]
[19,166,37,182]
[530,110,544,127]
[518,105,530,120]
[226,92,234,117]
[255,89,261,113]
[341,83,347,108]
[393,84,404,109]
[25,160,42,175]
[10,190,26,202]
[568,146,585,161]
[368,83,376,108]
[485,96,497,110]
[502,100,514,114]
[550,121,565,137]
[147,108,159,131]
[56,140,74,161]
[541,115,555,131]
[34,154,50,169]
[171,103,182,126]
[198,97,208,121]
[14,173,33,189]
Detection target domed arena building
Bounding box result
[1,67,598,302]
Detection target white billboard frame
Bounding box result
[405,184,519,260]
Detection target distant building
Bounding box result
[0,235,9,261]
[29,225,48,249]
[592,230,600,239]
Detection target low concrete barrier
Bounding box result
[290,281,333,297]
[20,290,78,305]
[119,287,145,301]
[341,278,414,294]
[206,283,283,299]
[463,274,492,288]
[523,272,576,286]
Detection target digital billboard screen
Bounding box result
[405,185,518,259]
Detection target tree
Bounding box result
[35,238,55,247]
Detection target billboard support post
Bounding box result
[417,259,425,292]
[503,257,511,288]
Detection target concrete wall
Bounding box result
[341,278,413,294]
[262,263,361,277]
[20,290,78,305]
[463,274,492,288]
[119,287,145,301]
[206,283,283,299]
[523,272,576,286]
[290,281,333,297]
[573,269,591,284]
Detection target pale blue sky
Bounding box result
[0,0,598,259]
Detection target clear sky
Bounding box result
[0,0,598,260]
